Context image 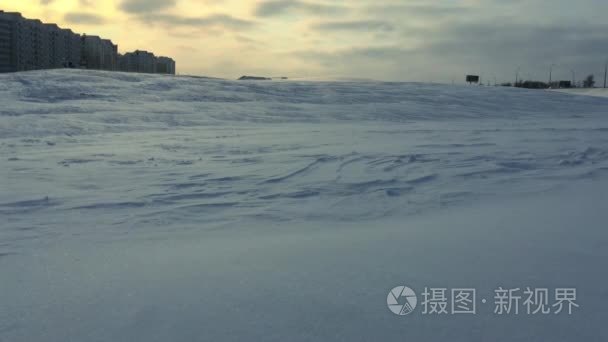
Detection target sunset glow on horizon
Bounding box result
[5,0,608,82]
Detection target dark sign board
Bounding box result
[466,75,480,83]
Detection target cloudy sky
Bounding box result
[6,0,608,82]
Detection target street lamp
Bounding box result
[549,63,556,87]
[604,60,608,89]
[571,69,576,88]
[515,66,521,86]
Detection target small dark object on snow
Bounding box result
[238,76,272,81]
[466,75,480,84]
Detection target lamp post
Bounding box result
[604,61,608,89]
[515,66,521,86]
[549,63,556,87]
[571,69,576,88]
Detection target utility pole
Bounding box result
[604,61,608,89]
[549,63,556,87]
[570,69,576,86]
[571,69,576,88]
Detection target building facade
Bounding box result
[0,10,175,74]
[81,35,100,69]
[0,11,82,72]
[101,38,117,70]
[81,36,118,71]
[0,11,14,72]
[119,50,158,74]
[156,56,176,75]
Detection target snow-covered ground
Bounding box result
[1,70,607,341]
[554,87,608,98]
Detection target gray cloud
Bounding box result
[312,20,394,32]
[435,24,608,82]
[422,22,608,65]
[119,0,177,14]
[255,0,348,17]
[103,0,608,82]
[137,14,255,31]
[292,46,415,65]
[289,18,608,82]
[367,3,469,18]
[64,12,106,25]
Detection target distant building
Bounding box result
[156,56,176,75]
[0,10,81,72]
[81,35,101,69]
[117,53,126,71]
[65,29,82,68]
[0,11,18,72]
[0,11,36,72]
[29,19,49,70]
[101,39,117,71]
[119,50,156,73]
[0,10,175,75]
[82,35,117,71]
[45,23,69,68]
[119,53,176,75]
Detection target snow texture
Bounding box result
[554,87,608,98]
[1,70,608,341]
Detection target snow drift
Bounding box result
[1,70,607,341]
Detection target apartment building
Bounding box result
[46,24,63,68]
[0,11,13,72]
[0,10,175,75]
[0,11,26,72]
[101,39,118,71]
[156,56,176,75]
[119,50,156,73]
[0,10,81,72]
[64,28,82,68]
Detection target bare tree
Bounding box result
[583,74,595,88]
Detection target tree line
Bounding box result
[499,74,596,89]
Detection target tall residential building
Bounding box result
[0,11,15,72]
[63,28,82,68]
[81,35,102,69]
[0,10,81,72]
[0,12,41,71]
[0,11,27,72]
[82,35,119,71]
[156,56,176,75]
[119,50,156,73]
[46,23,64,68]
[101,39,117,70]
[46,24,80,68]
[0,10,175,75]
[23,18,53,70]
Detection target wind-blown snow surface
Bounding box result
[1,70,608,341]
[554,87,608,98]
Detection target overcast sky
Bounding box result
[6,0,608,82]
